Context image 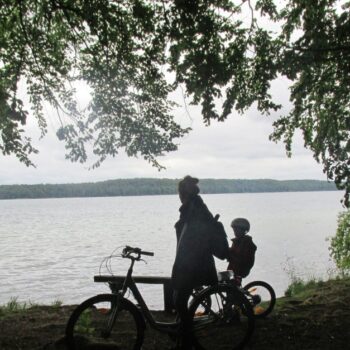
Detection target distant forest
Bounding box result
[0,178,337,200]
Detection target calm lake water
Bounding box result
[0,191,343,309]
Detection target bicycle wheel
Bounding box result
[189,284,255,350]
[243,281,276,319]
[189,287,212,314]
[65,294,145,350]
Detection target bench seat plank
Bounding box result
[94,275,171,284]
[94,275,174,313]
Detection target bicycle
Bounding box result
[241,280,276,319]
[65,246,255,350]
[197,271,276,319]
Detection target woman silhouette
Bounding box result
[172,176,220,349]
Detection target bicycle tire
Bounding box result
[65,294,145,350]
[189,284,255,350]
[243,281,276,319]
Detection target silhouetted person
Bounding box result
[227,218,257,285]
[172,176,221,350]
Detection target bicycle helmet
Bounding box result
[231,218,250,233]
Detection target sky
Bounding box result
[0,75,328,185]
[0,2,332,186]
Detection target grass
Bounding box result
[281,255,346,299]
[284,277,325,298]
[51,299,63,309]
[75,309,95,335]
[0,297,32,318]
[276,275,350,315]
[0,297,64,318]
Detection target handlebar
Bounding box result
[141,250,154,256]
[122,245,154,258]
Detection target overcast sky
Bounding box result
[0,74,329,185]
[0,2,331,186]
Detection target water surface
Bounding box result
[0,191,342,309]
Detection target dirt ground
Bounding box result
[1,278,349,350]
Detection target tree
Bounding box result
[330,210,350,274]
[1,1,349,203]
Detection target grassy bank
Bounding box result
[1,277,349,349]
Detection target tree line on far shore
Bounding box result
[0,178,337,200]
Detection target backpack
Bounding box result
[210,214,229,260]
[241,236,257,277]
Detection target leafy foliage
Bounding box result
[0,1,349,203]
[330,210,350,274]
[270,0,350,206]
[0,0,189,168]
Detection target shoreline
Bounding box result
[0,178,337,201]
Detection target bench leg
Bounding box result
[163,282,175,313]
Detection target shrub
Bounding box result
[284,277,323,297]
[329,210,350,274]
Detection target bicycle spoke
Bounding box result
[190,286,254,350]
[244,281,276,318]
[66,295,144,350]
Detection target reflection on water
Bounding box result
[0,191,342,308]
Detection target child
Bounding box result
[227,218,257,284]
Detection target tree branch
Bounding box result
[291,45,350,53]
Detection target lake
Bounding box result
[0,191,343,309]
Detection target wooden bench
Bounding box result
[94,275,174,313]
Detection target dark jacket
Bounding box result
[171,195,218,290]
[227,235,257,278]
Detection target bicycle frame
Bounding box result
[67,248,256,350]
[104,251,244,337]
[111,255,180,335]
